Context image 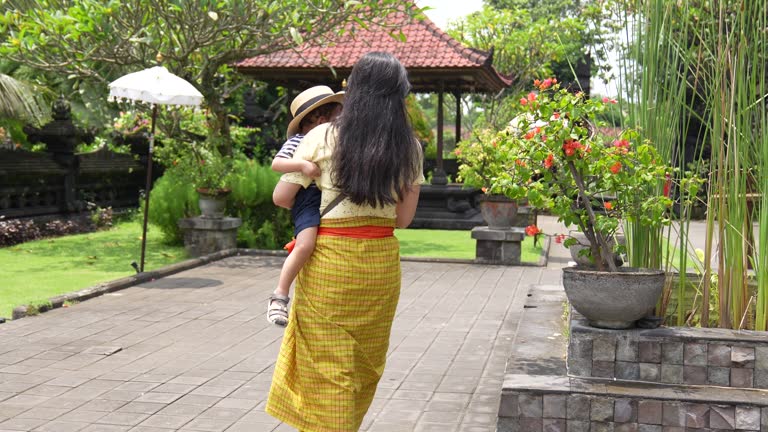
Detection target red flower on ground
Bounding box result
[515,159,527,167]
[554,234,566,244]
[553,112,561,120]
[525,225,541,237]
[604,202,613,210]
[524,131,536,140]
[610,162,622,174]
[528,92,537,102]
[602,97,618,104]
[520,98,528,106]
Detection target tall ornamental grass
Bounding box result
[617,0,768,330]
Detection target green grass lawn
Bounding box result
[0,223,544,320]
[396,228,544,262]
[0,221,187,320]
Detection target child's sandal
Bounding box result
[267,294,290,327]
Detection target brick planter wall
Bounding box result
[568,317,768,389]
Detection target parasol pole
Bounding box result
[139,104,159,273]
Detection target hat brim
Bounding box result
[286,92,345,139]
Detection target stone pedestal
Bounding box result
[178,217,241,257]
[471,226,525,265]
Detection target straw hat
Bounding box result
[286,86,345,138]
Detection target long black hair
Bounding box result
[331,51,420,207]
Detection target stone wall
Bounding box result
[568,317,768,389]
[500,374,768,431]
[497,284,768,432]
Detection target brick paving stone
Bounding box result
[0,257,549,432]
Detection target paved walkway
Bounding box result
[0,218,570,432]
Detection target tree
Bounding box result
[0,0,419,154]
[445,1,619,131]
[0,72,49,125]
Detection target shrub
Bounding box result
[148,156,293,249]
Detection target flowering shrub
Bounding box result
[455,128,515,195]
[112,110,150,136]
[153,109,234,192]
[488,80,699,271]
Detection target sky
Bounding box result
[414,0,616,96]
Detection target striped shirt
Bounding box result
[275,134,305,159]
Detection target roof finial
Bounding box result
[156,52,164,64]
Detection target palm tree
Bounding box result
[0,73,49,126]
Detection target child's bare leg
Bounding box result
[275,227,317,297]
[268,227,317,326]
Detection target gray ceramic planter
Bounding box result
[562,266,665,329]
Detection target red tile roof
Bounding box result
[236,5,511,93]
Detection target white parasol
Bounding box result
[108,65,204,273]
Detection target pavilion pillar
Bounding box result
[454,91,462,146]
[432,81,447,185]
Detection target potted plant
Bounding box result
[490,79,700,328]
[455,128,522,229]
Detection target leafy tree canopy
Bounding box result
[0,0,419,152]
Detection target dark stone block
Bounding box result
[735,406,761,430]
[709,405,735,429]
[661,342,683,365]
[731,367,754,388]
[592,361,615,379]
[614,424,638,432]
[472,227,524,265]
[566,420,589,432]
[614,399,636,423]
[683,343,707,366]
[708,366,730,386]
[542,418,566,432]
[520,394,543,418]
[708,344,732,367]
[638,341,661,363]
[593,336,617,362]
[543,395,566,419]
[684,403,709,428]
[499,394,519,418]
[590,397,613,422]
[660,364,683,384]
[683,366,707,385]
[639,363,660,382]
[615,362,640,380]
[179,217,241,257]
[638,400,662,425]
[497,416,521,432]
[661,402,685,426]
[520,417,543,431]
[616,337,638,362]
[731,346,756,368]
[589,421,613,432]
[567,395,590,421]
[755,369,768,389]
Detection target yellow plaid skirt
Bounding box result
[266,217,401,432]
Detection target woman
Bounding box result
[267,51,423,432]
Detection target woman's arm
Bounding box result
[273,181,303,209]
[395,185,421,228]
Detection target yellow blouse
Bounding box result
[281,123,424,219]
